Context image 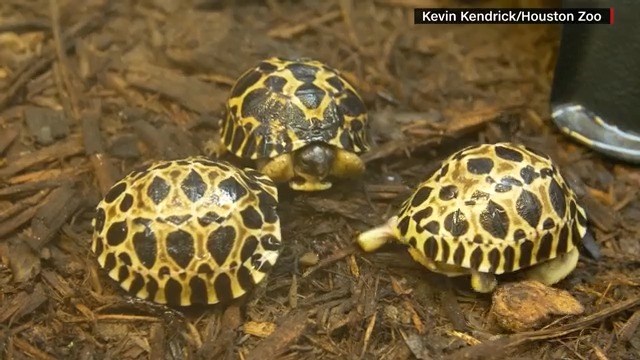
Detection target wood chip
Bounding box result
[244,310,309,360]
[0,283,47,324]
[0,134,83,179]
[125,64,226,114]
[24,105,70,145]
[27,185,83,251]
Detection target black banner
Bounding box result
[414,8,612,24]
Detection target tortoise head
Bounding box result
[257,142,365,191]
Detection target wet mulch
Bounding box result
[1,0,639,359]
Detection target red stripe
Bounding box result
[610,8,614,24]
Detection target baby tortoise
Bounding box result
[357,142,589,293]
[221,57,371,191]
[91,157,282,306]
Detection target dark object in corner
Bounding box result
[550,0,640,163]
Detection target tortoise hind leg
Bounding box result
[470,270,497,293]
[523,248,579,286]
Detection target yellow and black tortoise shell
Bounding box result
[395,142,588,275]
[222,57,371,159]
[91,157,282,306]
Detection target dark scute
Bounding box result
[104,182,126,203]
[258,61,278,73]
[536,233,554,261]
[94,208,106,233]
[252,253,273,273]
[198,263,214,276]
[518,240,534,268]
[513,229,527,241]
[181,169,207,203]
[408,237,417,248]
[443,210,469,237]
[569,201,577,219]
[339,130,353,151]
[397,216,411,236]
[106,221,128,246]
[117,265,129,282]
[260,234,281,251]
[147,176,171,205]
[424,236,439,259]
[264,75,287,93]
[495,183,512,193]
[577,208,587,227]
[240,206,263,229]
[542,218,556,230]
[93,237,104,257]
[516,189,542,228]
[240,88,270,119]
[326,76,344,92]
[465,200,476,206]
[339,89,366,117]
[351,119,363,131]
[158,266,170,278]
[495,145,524,162]
[488,248,501,272]
[470,247,484,269]
[503,246,515,272]
[207,226,236,266]
[119,194,134,212]
[520,165,539,184]
[231,69,262,98]
[165,214,192,225]
[214,273,234,303]
[118,252,132,266]
[286,62,318,81]
[453,243,465,265]
[502,176,523,187]
[425,221,440,235]
[412,207,433,224]
[294,82,325,109]
[217,176,248,204]
[189,276,209,305]
[258,191,278,224]
[164,278,183,305]
[438,185,459,201]
[166,230,195,269]
[479,200,510,239]
[237,266,254,291]
[548,179,567,217]
[571,222,582,245]
[466,157,494,175]
[438,163,450,178]
[146,277,159,301]
[470,190,490,201]
[473,235,483,244]
[557,225,570,254]
[104,253,116,271]
[128,273,145,296]
[240,236,259,262]
[241,133,257,158]
[441,240,450,262]
[540,168,554,179]
[133,224,157,269]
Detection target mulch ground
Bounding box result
[1,0,639,359]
